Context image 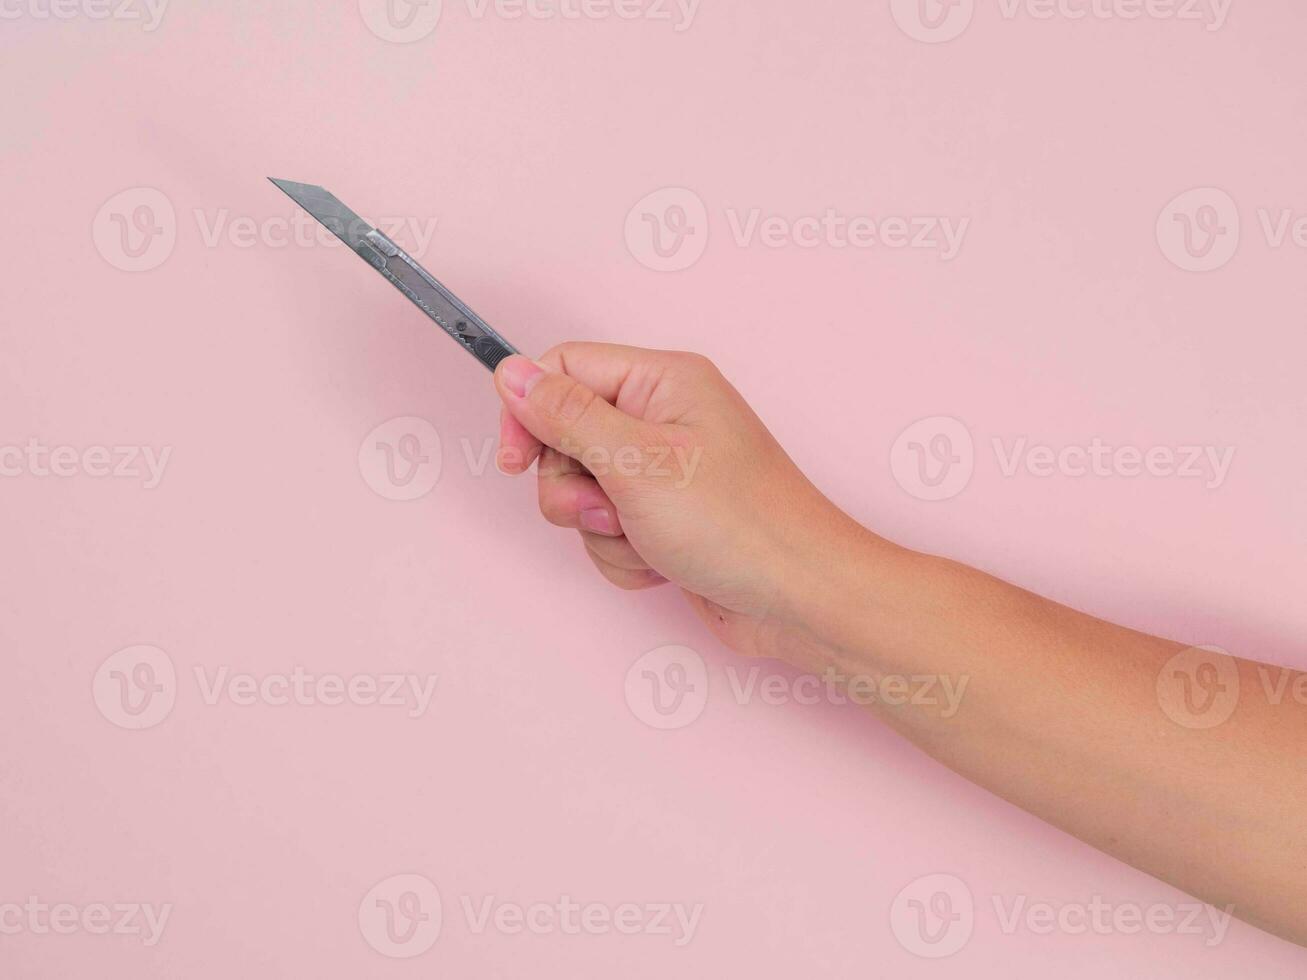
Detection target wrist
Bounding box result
[771,509,915,659]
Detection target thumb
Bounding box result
[494,354,654,467]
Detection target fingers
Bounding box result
[497,406,541,475]
[583,544,668,591]
[580,530,648,571]
[541,342,724,425]
[490,343,708,594]
[533,446,665,589]
[534,446,666,588]
[493,354,663,488]
[494,342,706,482]
[535,342,651,409]
[496,343,649,477]
[536,448,623,536]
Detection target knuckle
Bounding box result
[543,379,598,426]
[537,486,573,527]
[586,535,646,572]
[671,350,719,378]
[586,545,643,589]
[531,376,571,421]
[540,341,582,369]
[535,447,570,479]
[606,566,650,591]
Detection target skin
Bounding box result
[492,342,1307,949]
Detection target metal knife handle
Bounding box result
[357,229,519,373]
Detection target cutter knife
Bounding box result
[269,178,518,372]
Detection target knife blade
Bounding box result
[269,178,518,372]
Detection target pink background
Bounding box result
[3,0,1306,975]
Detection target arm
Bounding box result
[491,343,1307,948]
[805,538,1307,948]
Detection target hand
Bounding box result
[492,343,877,661]
[494,347,1307,951]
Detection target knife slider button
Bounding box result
[364,228,400,257]
[356,239,387,271]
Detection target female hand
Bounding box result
[495,343,1307,949]
[492,342,881,662]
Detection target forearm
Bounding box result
[489,346,1304,946]
[789,529,1307,947]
